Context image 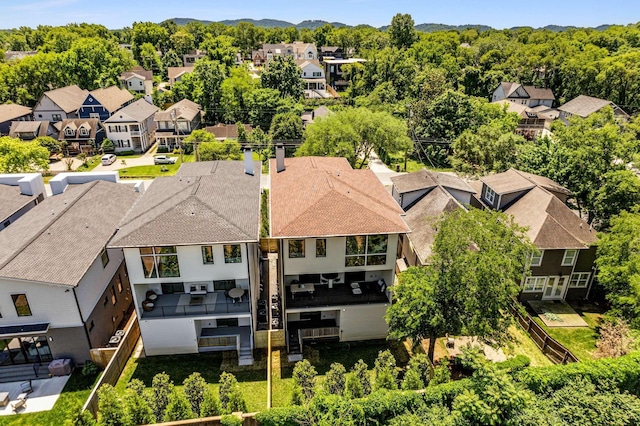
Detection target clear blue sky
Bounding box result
[2,0,640,30]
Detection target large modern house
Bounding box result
[109,159,261,365]
[471,169,598,301]
[0,178,138,368]
[492,82,555,108]
[269,149,410,359]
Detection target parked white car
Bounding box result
[154,155,177,165]
[101,154,117,165]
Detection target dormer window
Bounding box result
[64,127,75,136]
[79,127,89,136]
[308,52,313,59]
[484,186,496,205]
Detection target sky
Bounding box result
[2,0,640,30]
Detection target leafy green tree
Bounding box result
[36,136,60,156]
[183,372,207,416]
[151,372,173,421]
[0,137,49,173]
[97,384,129,426]
[323,362,346,396]
[592,170,640,230]
[389,13,416,49]
[270,112,303,141]
[191,59,226,121]
[163,389,194,422]
[161,49,183,75]
[138,42,163,75]
[64,403,96,426]
[219,67,256,123]
[200,388,222,418]
[131,22,169,62]
[345,359,371,398]
[386,208,533,362]
[219,372,247,414]
[101,139,115,153]
[402,353,430,390]
[198,140,242,162]
[260,56,304,99]
[125,379,155,425]
[170,30,195,55]
[292,359,317,403]
[373,350,398,391]
[65,37,135,90]
[298,107,412,168]
[245,88,301,130]
[248,126,272,163]
[201,34,238,69]
[184,129,216,161]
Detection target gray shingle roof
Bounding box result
[391,169,475,195]
[87,86,134,113]
[109,161,261,247]
[558,95,619,118]
[155,99,201,122]
[104,99,158,124]
[0,185,38,223]
[41,85,88,114]
[0,104,32,123]
[0,181,139,286]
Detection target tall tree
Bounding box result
[388,13,416,49]
[0,137,49,173]
[386,208,532,362]
[260,56,304,99]
[270,112,303,141]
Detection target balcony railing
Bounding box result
[141,292,250,319]
[300,327,340,340]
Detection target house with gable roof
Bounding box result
[470,169,597,302]
[108,159,261,364]
[269,147,410,359]
[78,86,134,121]
[492,82,555,108]
[33,85,88,123]
[57,118,104,155]
[558,95,629,123]
[119,66,153,95]
[104,98,158,153]
[168,67,194,86]
[0,104,32,136]
[9,121,56,141]
[154,99,202,151]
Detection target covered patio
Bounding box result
[141,291,250,318]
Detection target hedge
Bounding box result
[496,355,531,372]
[254,406,308,426]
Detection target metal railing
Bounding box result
[300,327,340,340]
[142,301,250,318]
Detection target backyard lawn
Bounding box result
[504,325,553,367]
[0,371,99,426]
[386,151,453,173]
[118,155,194,179]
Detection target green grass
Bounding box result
[118,155,193,178]
[75,156,101,172]
[503,325,553,367]
[0,371,99,426]
[532,308,603,361]
[386,152,453,173]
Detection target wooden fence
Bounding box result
[82,310,141,416]
[510,303,578,364]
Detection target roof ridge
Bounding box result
[0,181,99,272]
[192,196,255,241]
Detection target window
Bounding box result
[316,239,326,257]
[52,114,62,121]
[484,186,496,204]
[523,277,546,292]
[140,246,180,278]
[201,246,214,264]
[288,240,305,258]
[110,286,117,305]
[128,81,132,87]
[79,127,89,136]
[12,294,31,316]
[214,280,236,291]
[223,245,242,263]
[217,318,239,327]
[345,235,388,267]
[569,272,590,288]
[528,250,543,267]
[101,249,109,268]
[103,295,108,306]
[116,274,123,293]
[312,71,322,77]
[65,127,75,136]
[89,320,95,332]
[562,249,578,266]
[89,113,100,119]
[161,282,184,294]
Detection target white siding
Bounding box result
[399,189,428,210]
[339,304,389,341]
[444,188,472,206]
[74,248,125,322]
[33,95,71,121]
[140,317,198,355]
[0,278,82,328]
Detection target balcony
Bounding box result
[141,291,250,319]
[285,282,389,309]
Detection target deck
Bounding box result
[285,282,389,309]
[141,291,250,319]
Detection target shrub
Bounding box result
[453,344,486,374]
[255,406,309,426]
[220,414,243,426]
[219,372,247,413]
[309,393,366,425]
[200,388,222,418]
[349,359,371,397]
[101,139,115,153]
[496,355,531,372]
[151,372,173,420]
[401,367,424,390]
[183,372,207,415]
[595,318,634,359]
[81,361,99,377]
[157,145,169,153]
[323,362,346,396]
[125,379,155,425]
[163,389,194,422]
[292,359,317,403]
[431,359,451,386]
[117,150,136,156]
[360,390,425,423]
[97,384,129,426]
[374,350,399,390]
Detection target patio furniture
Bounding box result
[0,392,9,407]
[20,380,33,394]
[11,395,26,411]
[48,358,73,376]
[142,299,155,312]
[291,283,315,299]
[228,287,245,302]
[146,290,158,301]
[350,282,362,295]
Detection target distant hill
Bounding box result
[413,23,493,33]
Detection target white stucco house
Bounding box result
[109,159,262,365]
[104,98,158,153]
[269,149,410,360]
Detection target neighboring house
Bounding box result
[492,100,556,140]
[269,150,410,360]
[301,106,333,126]
[390,169,476,267]
[9,121,55,140]
[57,118,104,154]
[252,42,317,66]
[558,95,629,122]
[33,85,88,123]
[205,123,253,140]
[183,50,206,67]
[0,104,32,135]
[319,46,343,60]
[78,86,135,121]
[104,99,158,153]
[295,60,330,98]
[168,67,194,86]
[108,160,261,364]
[323,58,366,91]
[492,82,555,108]
[119,66,153,95]
[470,168,597,302]
[0,179,138,367]
[0,173,46,231]
[154,99,202,151]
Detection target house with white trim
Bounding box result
[33,85,88,123]
[104,99,158,153]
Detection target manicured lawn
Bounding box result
[0,371,99,426]
[532,306,603,361]
[504,325,553,367]
[386,152,453,173]
[118,155,193,178]
[75,155,101,172]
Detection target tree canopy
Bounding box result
[0,137,49,173]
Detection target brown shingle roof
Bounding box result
[168,67,193,84]
[88,86,134,113]
[504,187,596,249]
[155,99,201,122]
[558,95,620,118]
[0,181,138,286]
[270,157,409,238]
[481,169,536,195]
[205,123,253,139]
[9,121,50,138]
[0,185,38,224]
[0,104,32,123]
[41,85,89,113]
[120,66,153,81]
[391,169,438,194]
[523,86,555,100]
[109,161,261,247]
[58,119,100,141]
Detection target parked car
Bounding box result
[101,154,117,165]
[154,155,177,165]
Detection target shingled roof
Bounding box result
[40,85,88,113]
[505,187,596,250]
[0,104,31,123]
[270,157,409,238]
[558,95,626,118]
[0,185,39,224]
[87,86,134,112]
[0,181,138,286]
[481,169,570,197]
[392,169,475,195]
[155,99,201,122]
[109,161,261,248]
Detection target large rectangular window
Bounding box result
[214,280,236,291]
[569,272,590,288]
[528,250,543,267]
[201,246,214,264]
[523,277,546,292]
[12,294,32,316]
[223,245,242,264]
[288,240,305,258]
[345,235,388,267]
[140,246,180,278]
[562,249,578,266]
[316,239,326,257]
[484,186,496,205]
[161,282,184,294]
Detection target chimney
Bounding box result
[243,146,254,176]
[276,144,285,172]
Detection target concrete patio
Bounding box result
[0,375,70,415]
[528,300,589,327]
